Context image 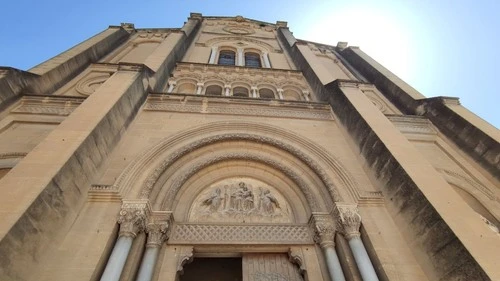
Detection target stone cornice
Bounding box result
[11,96,84,116]
[144,94,334,120]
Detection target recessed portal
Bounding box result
[180,257,242,281]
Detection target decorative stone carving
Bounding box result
[169,224,312,244]
[117,201,149,238]
[138,132,342,207]
[162,152,320,212]
[176,246,194,274]
[145,95,334,120]
[334,203,362,240]
[11,96,83,116]
[288,247,306,274]
[146,221,169,247]
[310,213,336,248]
[189,178,292,223]
[388,116,438,136]
[75,74,110,96]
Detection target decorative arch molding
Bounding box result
[159,151,325,212]
[75,74,111,96]
[0,152,26,169]
[139,133,339,205]
[205,36,277,53]
[438,168,498,202]
[115,122,359,203]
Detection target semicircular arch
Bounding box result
[115,122,360,206]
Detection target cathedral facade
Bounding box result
[0,13,499,281]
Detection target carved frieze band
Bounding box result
[388,115,437,135]
[169,223,313,244]
[11,96,84,116]
[144,96,333,120]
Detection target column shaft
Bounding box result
[349,237,379,281]
[100,236,134,281]
[209,46,218,64]
[136,247,160,281]
[323,246,346,281]
[263,52,271,68]
[237,48,244,66]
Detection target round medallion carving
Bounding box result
[189,178,293,223]
[75,74,110,96]
[223,26,254,35]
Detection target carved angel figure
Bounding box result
[260,188,280,214]
[202,188,222,212]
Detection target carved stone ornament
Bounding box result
[146,221,169,247]
[310,213,336,248]
[334,203,362,240]
[189,178,292,223]
[117,201,149,238]
[288,247,306,274]
[176,246,194,274]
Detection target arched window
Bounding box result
[177,83,196,94]
[282,89,301,101]
[245,52,261,68]
[233,87,249,97]
[259,88,275,99]
[218,50,236,65]
[205,85,223,96]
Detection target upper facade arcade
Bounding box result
[166,62,312,101]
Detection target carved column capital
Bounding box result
[310,213,336,248]
[334,203,362,240]
[145,212,173,247]
[117,200,150,238]
[145,222,169,247]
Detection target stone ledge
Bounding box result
[144,93,334,120]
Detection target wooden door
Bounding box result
[243,254,303,281]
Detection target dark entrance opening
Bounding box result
[180,257,242,281]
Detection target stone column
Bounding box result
[237,48,244,66]
[277,88,284,100]
[335,204,379,281]
[302,90,310,101]
[310,213,346,281]
[209,46,218,64]
[224,85,231,96]
[251,86,258,98]
[167,80,176,93]
[262,52,271,68]
[136,218,170,281]
[196,83,204,95]
[100,202,148,281]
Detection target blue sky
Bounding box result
[1,0,499,128]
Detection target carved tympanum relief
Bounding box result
[189,178,292,223]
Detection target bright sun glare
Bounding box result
[303,4,416,82]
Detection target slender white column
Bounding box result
[251,86,258,98]
[302,90,310,101]
[277,88,284,100]
[348,237,379,281]
[323,246,346,281]
[136,218,170,281]
[136,247,159,281]
[196,83,204,95]
[335,203,379,281]
[262,52,271,68]
[237,48,244,66]
[208,46,218,64]
[224,85,231,96]
[100,205,147,281]
[101,236,134,281]
[167,81,176,93]
[311,213,346,281]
